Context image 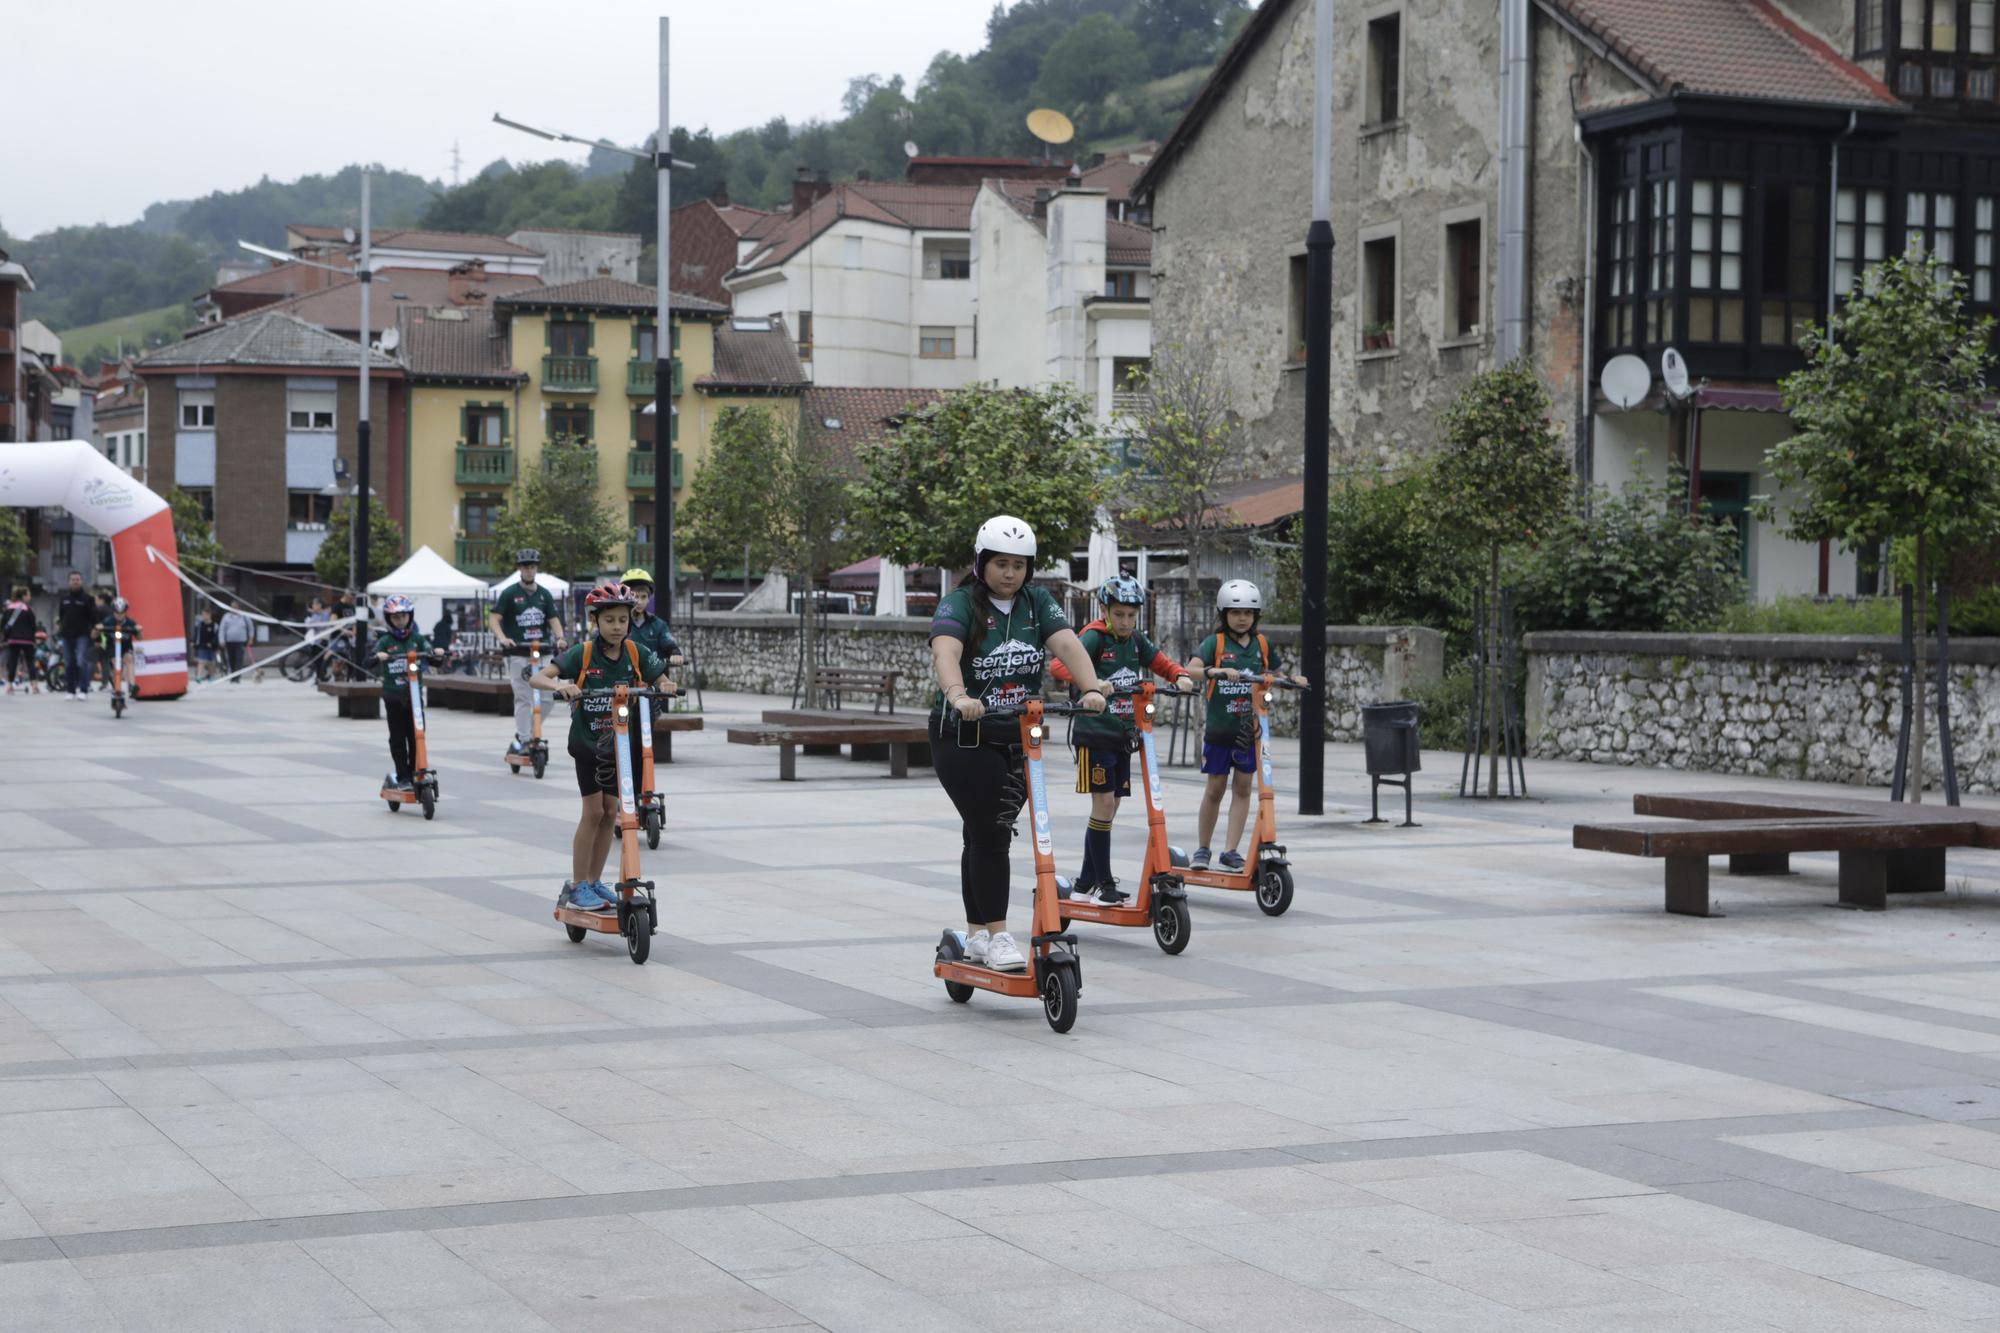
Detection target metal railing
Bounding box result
[454,444,515,485]
[456,537,500,575]
[541,354,598,393]
[626,358,682,396]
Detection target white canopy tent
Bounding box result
[366,544,489,635]
[490,569,573,598]
[1085,507,1120,591]
[875,559,907,617]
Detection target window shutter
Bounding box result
[497,403,508,442]
[585,406,595,442]
[670,409,680,443]
[672,448,683,489]
[458,403,469,444]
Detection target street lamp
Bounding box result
[494,17,696,617]
[1298,0,1335,816]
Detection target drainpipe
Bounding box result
[1498,0,1532,363]
[1820,110,1858,593]
[1576,121,1596,485]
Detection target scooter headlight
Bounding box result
[1144,703,1155,716]
[1262,692,1273,704]
[1029,725,1044,742]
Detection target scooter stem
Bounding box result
[609,683,641,885]
[1019,699,1062,944]
[1134,682,1172,879]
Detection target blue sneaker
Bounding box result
[557,881,578,908]
[576,881,617,910]
[1218,850,1246,872]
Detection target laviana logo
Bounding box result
[80,476,136,511]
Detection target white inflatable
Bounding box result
[0,440,189,698]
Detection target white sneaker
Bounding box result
[986,931,1027,972]
[963,929,990,964]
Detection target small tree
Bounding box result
[1123,343,1240,653]
[783,412,861,673]
[167,487,224,580]
[491,437,622,583]
[1426,360,1573,796]
[681,406,786,598]
[313,497,403,590]
[1757,252,2000,800]
[853,383,1111,573]
[0,508,29,582]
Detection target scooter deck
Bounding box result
[553,903,624,934]
[378,785,418,801]
[934,959,1037,997]
[1178,869,1257,891]
[1057,897,1154,926]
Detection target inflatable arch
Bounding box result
[0,440,189,698]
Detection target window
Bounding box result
[182,488,214,521]
[462,495,502,536]
[1907,190,1958,288]
[923,238,970,279]
[631,501,654,546]
[1112,357,1150,394]
[1366,11,1402,125]
[1978,0,1998,51]
[287,491,333,528]
[1607,184,1639,347]
[1361,234,1398,349]
[548,319,590,357]
[1976,197,1995,302]
[1647,179,1678,344]
[635,325,657,362]
[1836,187,1889,294]
[179,390,214,429]
[287,387,335,431]
[843,235,863,269]
[1443,217,1482,339]
[548,405,591,442]
[1858,0,1886,53]
[1688,179,1746,343]
[136,431,146,466]
[919,326,956,358]
[1760,184,1820,347]
[632,406,678,445]
[797,310,813,361]
[465,406,504,446]
[940,251,971,280]
[52,532,71,565]
[1287,253,1309,361]
[1104,270,1138,299]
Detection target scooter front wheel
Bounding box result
[1041,964,1078,1033]
[421,794,436,821]
[111,697,124,718]
[532,752,547,780]
[1151,898,1191,955]
[944,980,974,1004]
[643,808,661,850]
[625,912,650,964]
[1257,863,1295,916]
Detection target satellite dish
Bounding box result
[1660,346,1691,399]
[379,326,400,352]
[1600,354,1651,410]
[903,141,920,159]
[342,226,357,245]
[1026,108,1076,146]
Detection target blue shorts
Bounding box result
[1201,740,1255,776]
[1075,744,1131,796]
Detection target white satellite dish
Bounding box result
[1660,346,1691,399]
[342,226,357,245]
[1600,354,1651,410]
[903,141,920,159]
[379,326,400,352]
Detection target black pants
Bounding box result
[930,712,1029,924]
[385,699,416,782]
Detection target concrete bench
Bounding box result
[317,681,382,719]
[1573,816,1976,916]
[761,708,932,767]
[425,677,514,714]
[728,720,929,780]
[650,712,703,762]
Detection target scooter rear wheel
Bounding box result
[643,808,662,850]
[1257,863,1294,917]
[111,695,124,718]
[564,924,588,943]
[1151,899,1191,955]
[944,980,974,1004]
[1041,964,1078,1033]
[385,799,400,812]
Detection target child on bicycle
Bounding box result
[531,582,676,911]
[366,596,446,791]
[1050,575,1196,904]
[1185,580,1309,871]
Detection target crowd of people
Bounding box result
[3,571,146,697]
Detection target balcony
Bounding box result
[454,444,515,485]
[626,358,683,396]
[456,538,500,575]
[542,446,598,483]
[541,354,598,393]
[626,448,683,489]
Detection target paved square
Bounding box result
[2,682,1999,1330]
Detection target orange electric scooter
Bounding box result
[635,692,666,850]
[107,626,136,718]
[504,641,551,779]
[933,698,1090,1033]
[554,682,670,964]
[380,649,447,820]
[1053,683,1192,954]
[1176,674,1305,915]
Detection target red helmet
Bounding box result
[585,581,638,614]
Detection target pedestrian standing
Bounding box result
[192,608,221,682]
[219,606,252,680]
[56,571,95,700]
[3,587,38,693]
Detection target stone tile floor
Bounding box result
[0,680,1997,1329]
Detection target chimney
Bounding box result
[710,186,730,208]
[792,166,832,217]
[446,260,489,306]
[1033,187,1052,220]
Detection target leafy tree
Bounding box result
[1121,344,1240,653]
[0,508,28,581]
[1426,359,1572,796]
[166,486,225,580]
[1757,252,2000,800]
[314,497,404,590]
[1321,469,1481,650]
[681,406,787,585]
[853,384,1112,573]
[490,439,622,582]
[1034,13,1145,113]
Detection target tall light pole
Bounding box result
[496,18,687,615]
[1298,0,1335,816]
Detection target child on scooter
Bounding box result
[1050,575,1196,904]
[98,597,144,693]
[532,582,677,911]
[1185,580,1309,871]
[367,596,446,791]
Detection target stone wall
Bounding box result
[680,614,1443,740]
[1525,632,2000,792]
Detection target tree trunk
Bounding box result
[1183,534,1201,661]
[1487,543,1503,799]
[1912,534,1928,804]
[799,565,817,692]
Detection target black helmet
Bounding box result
[514,548,541,567]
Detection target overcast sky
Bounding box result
[2,0,998,238]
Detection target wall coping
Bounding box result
[687,613,1440,649]
[1524,630,2000,665]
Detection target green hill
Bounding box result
[56,303,197,369]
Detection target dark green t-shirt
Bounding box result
[552,635,667,747]
[629,613,678,661]
[1072,623,1170,747]
[1200,630,1282,743]
[494,583,560,653]
[372,631,435,697]
[928,584,1069,711]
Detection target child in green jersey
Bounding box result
[1184,580,1308,871]
[367,596,447,790]
[1050,575,1195,903]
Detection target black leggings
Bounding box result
[931,712,1029,924]
[385,699,416,780]
[3,644,30,681]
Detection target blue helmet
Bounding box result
[1098,574,1145,608]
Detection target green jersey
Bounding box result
[372,631,435,697]
[493,582,560,654]
[629,613,679,661]
[1068,621,1183,747]
[928,584,1069,712]
[1200,630,1281,743]
[552,635,667,747]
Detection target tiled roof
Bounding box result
[1081,156,1146,203]
[495,277,725,315]
[249,266,543,336]
[1545,0,1900,109]
[395,308,521,383]
[505,227,642,240]
[668,198,764,306]
[735,182,980,274]
[288,224,543,257]
[208,262,337,299]
[1107,219,1153,267]
[133,310,400,372]
[701,318,807,391]
[800,386,946,454]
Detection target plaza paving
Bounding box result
[2,680,2000,1330]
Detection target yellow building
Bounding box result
[398,280,804,589]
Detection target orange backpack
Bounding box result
[1202,631,1270,700]
[578,637,642,680]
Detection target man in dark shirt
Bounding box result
[55,571,96,699]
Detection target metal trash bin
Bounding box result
[1360,701,1421,827]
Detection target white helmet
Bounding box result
[973,514,1036,560]
[1216,579,1263,611]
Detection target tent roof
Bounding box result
[366,544,487,597]
[491,569,572,596]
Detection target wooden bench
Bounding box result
[318,680,382,719]
[806,665,903,714]
[728,719,929,780]
[1574,814,1978,916]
